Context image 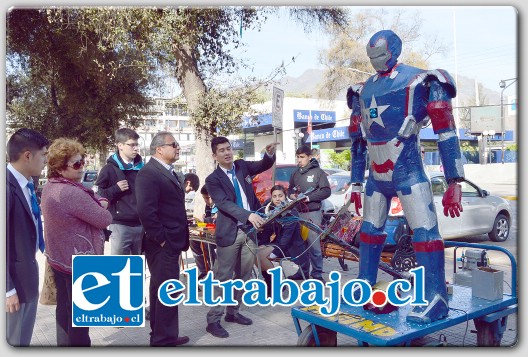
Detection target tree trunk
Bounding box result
[173,43,215,219]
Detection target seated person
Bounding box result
[256,185,310,292]
[190,185,217,280]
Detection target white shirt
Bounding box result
[220,165,250,211]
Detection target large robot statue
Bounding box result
[347,30,465,324]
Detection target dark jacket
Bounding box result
[206,154,275,247]
[288,158,331,212]
[259,201,309,265]
[95,153,143,226]
[135,158,189,251]
[6,170,39,303]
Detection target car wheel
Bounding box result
[488,213,510,242]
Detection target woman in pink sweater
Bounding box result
[41,138,112,347]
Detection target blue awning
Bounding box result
[306,127,514,144]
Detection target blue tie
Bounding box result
[27,181,45,253]
[227,168,243,208]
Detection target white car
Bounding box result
[326,171,512,242]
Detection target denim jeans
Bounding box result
[109,224,143,255]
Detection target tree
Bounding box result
[42,6,348,215]
[328,149,351,170]
[6,9,153,155]
[317,8,446,100]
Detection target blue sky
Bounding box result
[237,6,518,98]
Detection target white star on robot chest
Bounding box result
[362,95,390,131]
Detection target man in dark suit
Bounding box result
[6,128,49,346]
[205,136,278,338]
[136,131,190,347]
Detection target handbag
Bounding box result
[39,260,57,305]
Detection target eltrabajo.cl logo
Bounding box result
[72,255,145,327]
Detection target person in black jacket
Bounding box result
[135,132,190,346]
[6,128,50,346]
[256,185,310,292]
[204,136,278,339]
[287,145,331,282]
[95,128,144,255]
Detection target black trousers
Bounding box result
[144,239,182,346]
[52,267,91,347]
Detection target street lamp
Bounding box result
[291,129,304,150]
[499,78,517,164]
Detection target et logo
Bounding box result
[72,255,145,327]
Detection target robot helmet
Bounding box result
[367,30,402,73]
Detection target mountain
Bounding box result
[274,68,501,106]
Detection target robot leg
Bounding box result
[397,181,449,323]
[357,189,390,286]
[406,239,449,324]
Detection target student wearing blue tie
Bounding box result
[204,136,278,338]
[6,128,49,346]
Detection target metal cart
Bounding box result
[291,241,517,347]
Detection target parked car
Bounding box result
[334,172,512,242]
[323,171,371,213]
[82,170,99,191]
[252,164,340,204]
[36,177,47,202]
[322,168,346,175]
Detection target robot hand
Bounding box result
[350,191,363,216]
[442,183,463,218]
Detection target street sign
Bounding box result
[272,87,284,129]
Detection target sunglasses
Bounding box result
[160,142,180,149]
[68,159,86,170]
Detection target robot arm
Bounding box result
[426,72,465,217]
[347,84,367,215]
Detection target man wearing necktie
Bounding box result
[136,132,190,347]
[204,136,279,339]
[6,128,49,346]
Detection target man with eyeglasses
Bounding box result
[96,128,145,256]
[136,131,190,346]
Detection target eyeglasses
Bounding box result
[68,159,85,170]
[160,142,180,149]
[124,142,140,149]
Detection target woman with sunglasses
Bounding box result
[40,138,112,346]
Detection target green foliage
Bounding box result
[328,149,351,170]
[7,6,349,149]
[460,141,478,152]
[506,144,517,151]
[7,8,152,151]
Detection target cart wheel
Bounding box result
[297,325,337,347]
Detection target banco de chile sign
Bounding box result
[72,255,145,327]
